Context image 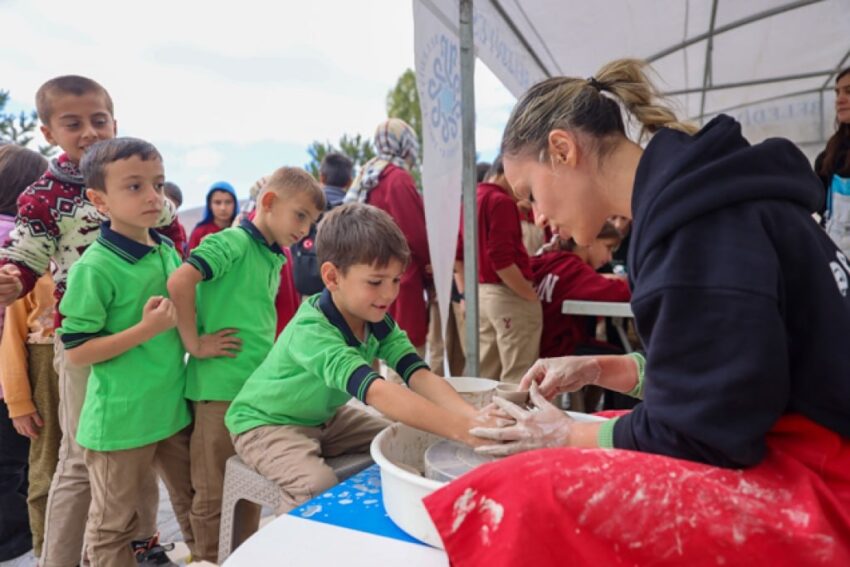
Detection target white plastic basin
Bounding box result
[442,376,498,408]
[371,412,608,548]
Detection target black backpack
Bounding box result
[290,195,343,296]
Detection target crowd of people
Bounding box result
[0,61,847,567]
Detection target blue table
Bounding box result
[289,464,425,545]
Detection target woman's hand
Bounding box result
[470,384,574,456]
[519,356,602,399]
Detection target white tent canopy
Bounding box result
[413,0,850,374]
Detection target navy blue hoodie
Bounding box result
[615,115,850,468]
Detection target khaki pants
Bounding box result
[426,299,467,377]
[41,339,159,567]
[233,405,389,515]
[190,401,259,562]
[85,428,194,567]
[478,284,543,383]
[27,344,61,558]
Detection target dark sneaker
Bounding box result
[131,533,177,566]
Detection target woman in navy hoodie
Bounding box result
[424,59,850,566]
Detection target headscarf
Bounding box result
[345,118,419,203]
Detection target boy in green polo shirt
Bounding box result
[58,137,194,566]
[167,166,324,561]
[225,203,491,515]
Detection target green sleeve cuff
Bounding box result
[625,352,645,400]
[597,416,619,449]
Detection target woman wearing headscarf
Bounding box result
[346,118,431,353]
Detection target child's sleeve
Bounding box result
[57,264,110,349]
[376,317,429,385]
[287,318,384,403]
[486,198,525,271]
[186,230,246,281]
[0,293,36,417]
[0,189,58,296]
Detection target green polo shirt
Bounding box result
[184,220,286,402]
[58,223,191,452]
[225,289,429,434]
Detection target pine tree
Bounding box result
[0,90,55,156]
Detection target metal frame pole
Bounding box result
[460,0,479,377]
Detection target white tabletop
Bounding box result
[561,300,634,318]
[224,514,449,567]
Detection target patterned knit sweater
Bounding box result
[0,153,185,323]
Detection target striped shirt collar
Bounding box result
[97,221,166,264]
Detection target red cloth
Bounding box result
[456,183,532,284]
[274,248,300,338]
[531,251,631,357]
[156,218,188,260]
[425,413,850,567]
[366,165,431,346]
[188,222,224,251]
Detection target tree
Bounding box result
[0,90,55,156]
[386,69,423,154]
[387,69,424,189]
[306,133,375,180]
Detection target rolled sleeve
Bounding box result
[188,230,246,282]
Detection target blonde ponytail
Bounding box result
[596,59,698,139]
[502,59,697,160]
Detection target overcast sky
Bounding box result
[1,0,515,208]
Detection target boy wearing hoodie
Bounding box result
[188,181,238,250]
[0,75,183,567]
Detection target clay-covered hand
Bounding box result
[471,402,515,429]
[469,383,574,457]
[519,356,602,400]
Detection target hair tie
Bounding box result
[587,76,607,92]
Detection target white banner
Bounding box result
[414,0,463,367]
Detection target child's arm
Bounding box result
[65,296,176,367]
[495,264,538,301]
[0,293,39,438]
[365,379,485,446]
[167,264,241,358]
[0,191,63,306]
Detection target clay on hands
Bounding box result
[519,356,602,400]
[469,383,575,457]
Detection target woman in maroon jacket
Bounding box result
[345,118,431,351]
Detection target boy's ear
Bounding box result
[320,261,340,291]
[40,124,57,147]
[259,190,277,210]
[86,188,108,214]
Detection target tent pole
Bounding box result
[460,0,479,377]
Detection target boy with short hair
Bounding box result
[225,203,490,515]
[58,137,194,567]
[167,166,325,562]
[0,75,181,567]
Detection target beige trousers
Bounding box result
[478,283,543,383]
[426,298,467,377]
[233,405,389,515]
[84,428,194,567]
[189,400,259,563]
[41,339,159,567]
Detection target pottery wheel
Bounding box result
[424,440,495,482]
